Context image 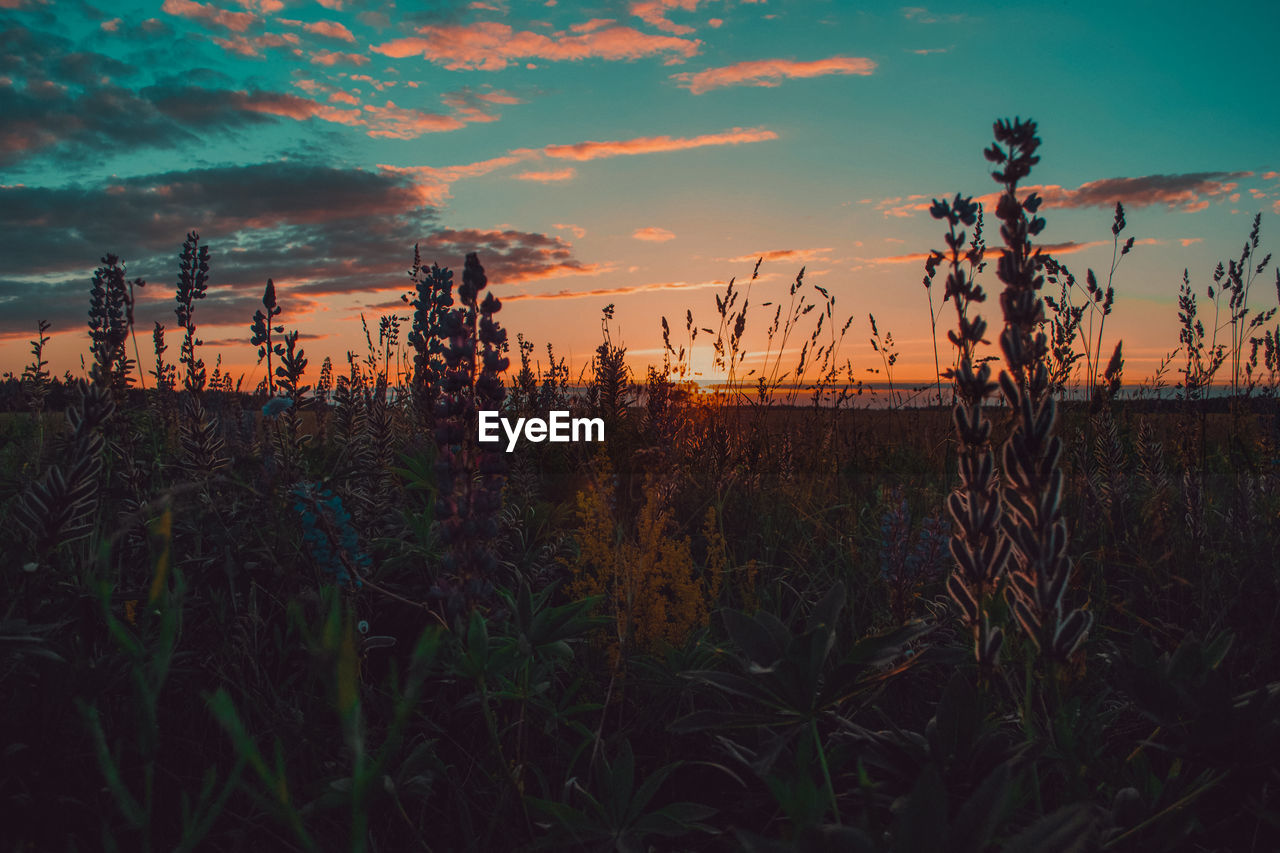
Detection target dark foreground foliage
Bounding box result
[2,121,1280,852]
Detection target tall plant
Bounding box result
[984,118,1092,666]
[928,192,1007,672]
[174,232,209,396]
[434,253,510,611]
[88,255,141,397]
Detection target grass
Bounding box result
[2,118,1280,852]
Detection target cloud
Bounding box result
[860,239,1158,266]
[871,195,931,218]
[724,248,833,263]
[503,278,726,302]
[554,223,587,239]
[414,228,602,286]
[514,167,577,182]
[0,79,336,166]
[966,173,1251,214]
[304,20,357,42]
[360,101,465,137]
[630,0,701,35]
[543,126,777,161]
[372,21,700,70]
[310,49,370,66]
[1180,238,1203,247]
[1021,172,1253,211]
[379,152,536,205]
[0,161,594,336]
[672,56,876,94]
[633,226,675,242]
[873,173,1255,221]
[210,31,302,57]
[161,0,257,32]
[0,18,481,167]
[354,125,780,207]
[440,85,522,122]
[901,6,967,24]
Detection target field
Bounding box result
[3,119,1280,852]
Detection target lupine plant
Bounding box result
[433,252,510,612]
[984,118,1093,668]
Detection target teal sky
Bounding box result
[2,0,1277,384]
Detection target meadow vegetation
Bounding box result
[3,119,1280,851]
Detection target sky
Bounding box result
[2,0,1278,389]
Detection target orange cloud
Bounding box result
[870,194,931,218]
[554,223,586,239]
[235,0,284,12]
[380,153,536,205]
[440,86,522,123]
[212,31,300,57]
[162,0,256,32]
[633,226,675,242]
[571,18,617,33]
[504,279,727,301]
[373,125,776,202]
[372,22,700,70]
[725,248,832,263]
[305,20,357,42]
[235,90,479,139]
[862,239,1158,265]
[544,126,776,161]
[672,55,876,94]
[514,168,577,182]
[311,50,370,66]
[362,102,465,138]
[631,0,701,35]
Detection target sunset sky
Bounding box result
[2,0,1278,389]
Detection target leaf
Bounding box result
[1002,803,1101,853]
[806,581,847,636]
[722,609,788,668]
[893,764,948,852]
[949,763,1013,852]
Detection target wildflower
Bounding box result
[262,396,293,418]
[292,482,368,585]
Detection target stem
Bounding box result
[812,718,841,825]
